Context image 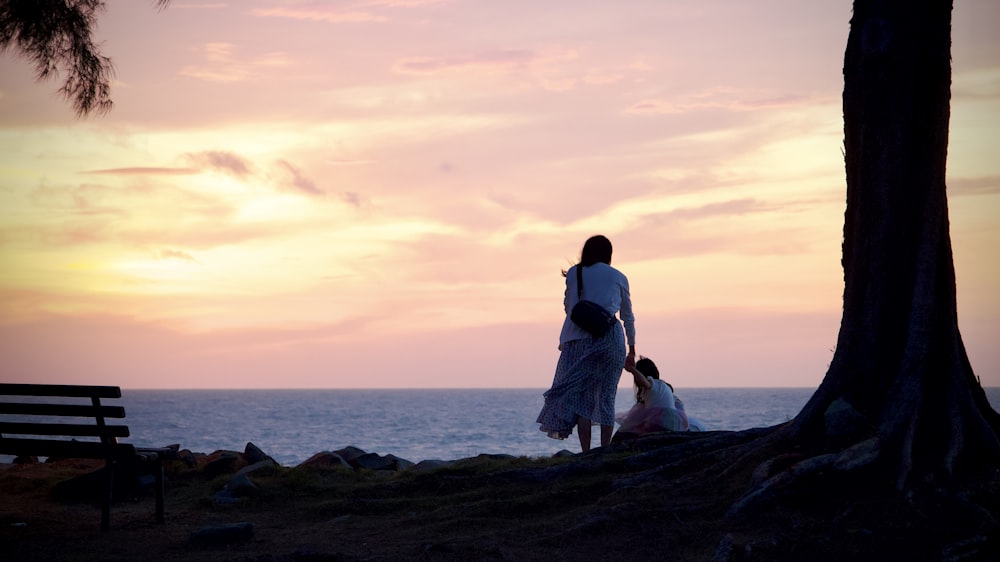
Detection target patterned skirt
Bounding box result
[536,324,626,439]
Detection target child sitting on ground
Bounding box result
[615,356,690,436]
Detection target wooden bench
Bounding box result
[0,383,170,531]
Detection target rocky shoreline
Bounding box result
[4,430,998,561]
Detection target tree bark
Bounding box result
[788,0,1000,491]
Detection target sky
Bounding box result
[0,0,997,390]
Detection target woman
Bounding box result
[536,234,636,452]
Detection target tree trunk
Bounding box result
[789,0,1000,491]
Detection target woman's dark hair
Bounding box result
[561,234,613,277]
[580,235,612,267]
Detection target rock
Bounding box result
[409,459,454,472]
[189,522,254,547]
[332,446,368,463]
[299,452,352,469]
[212,460,276,500]
[384,454,414,470]
[553,450,576,458]
[353,453,396,471]
[13,455,38,464]
[202,451,244,477]
[176,449,199,467]
[235,459,278,477]
[243,442,273,465]
[223,472,259,497]
[474,453,517,462]
[351,453,414,471]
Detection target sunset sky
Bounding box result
[1,0,997,390]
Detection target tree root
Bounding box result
[726,437,880,520]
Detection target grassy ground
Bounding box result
[2,430,998,561]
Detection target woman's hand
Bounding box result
[624,350,636,372]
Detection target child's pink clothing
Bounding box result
[616,379,689,433]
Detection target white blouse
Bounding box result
[558,262,635,346]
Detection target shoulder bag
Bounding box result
[570,265,616,337]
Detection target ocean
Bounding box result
[5,388,1000,466]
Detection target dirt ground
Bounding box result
[2,430,998,561]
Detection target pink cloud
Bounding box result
[647,198,769,223]
[949,175,1000,195]
[15,181,264,250]
[326,159,378,166]
[159,249,199,263]
[365,0,448,6]
[276,159,324,196]
[186,150,252,177]
[172,2,228,9]
[393,49,535,75]
[626,91,819,115]
[251,7,386,23]
[81,167,198,175]
[180,43,292,83]
[251,0,448,23]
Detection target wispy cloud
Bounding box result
[953,68,1000,100]
[172,2,228,9]
[949,175,1000,195]
[180,43,293,83]
[81,167,198,175]
[159,248,200,263]
[327,159,378,166]
[626,89,818,115]
[276,159,324,196]
[645,198,768,223]
[186,150,252,177]
[251,0,447,23]
[252,6,386,23]
[393,49,535,75]
[341,192,362,208]
[365,0,448,6]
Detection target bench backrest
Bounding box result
[0,383,137,459]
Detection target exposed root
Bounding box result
[608,428,776,490]
[726,437,880,520]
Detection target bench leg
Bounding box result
[102,460,114,532]
[154,460,165,524]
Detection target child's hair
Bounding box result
[633,357,676,404]
[634,357,660,403]
[635,357,659,379]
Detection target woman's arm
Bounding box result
[619,274,636,347]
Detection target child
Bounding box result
[616,356,690,434]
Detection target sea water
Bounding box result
[5,388,1000,466]
[116,387,1000,466]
